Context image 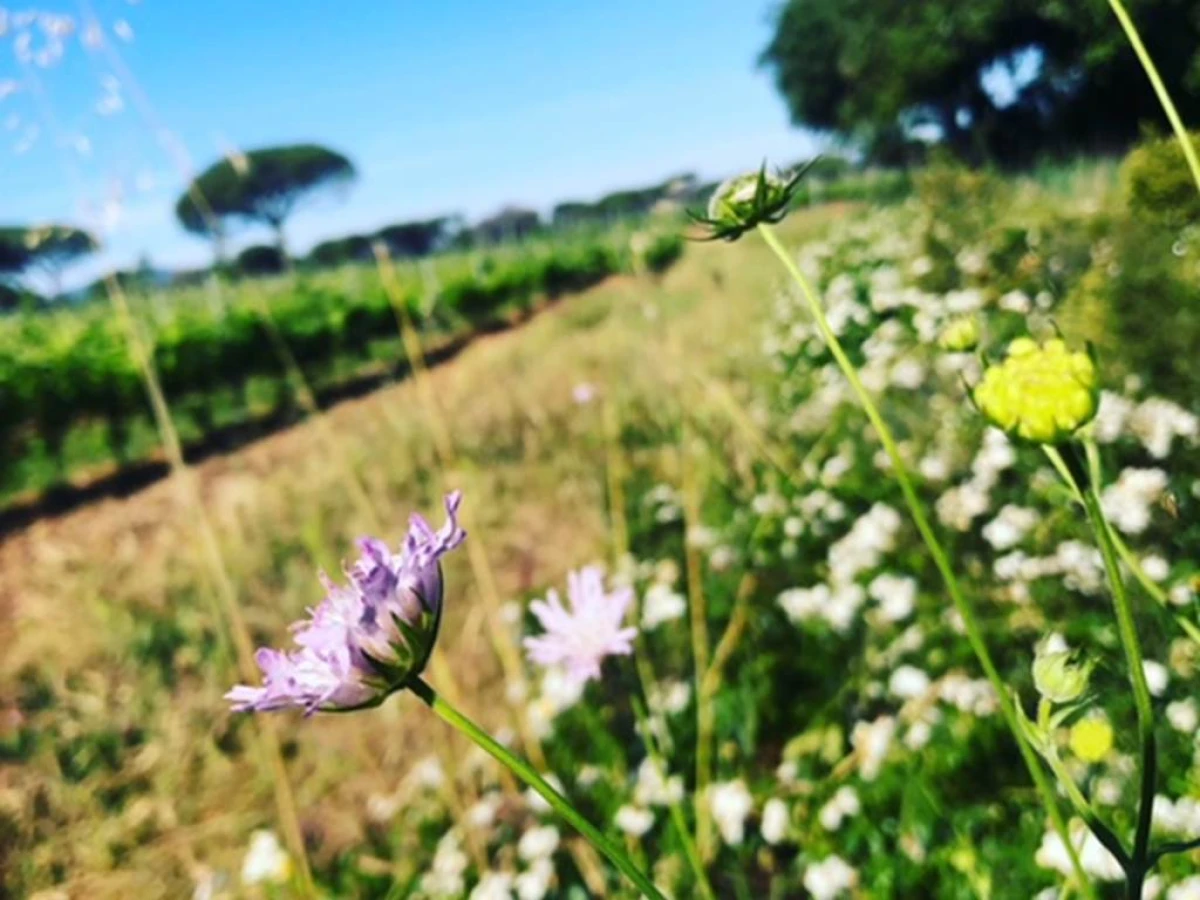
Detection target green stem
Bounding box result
[679,420,715,861]
[408,676,667,900]
[1107,0,1200,196]
[1035,707,1131,873]
[1079,483,1157,897]
[1045,444,1200,646]
[632,695,717,900]
[757,222,1095,898]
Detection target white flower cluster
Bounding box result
[803,855,859,899]
[778,502,902,632]
[1102,467,1169,535]
[935,429,1016,532]
[993,540,1107,598]
[708,779,754,846]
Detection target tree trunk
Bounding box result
[271,220,292,271]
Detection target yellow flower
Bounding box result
[1069,716,1114,763]
[973,338,1098,443]
[938,316,980,352]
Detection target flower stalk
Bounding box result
[408,675,668,900]
[1074,460,1158,898]
[1107,0,1200,196]
[755,221,1094,896]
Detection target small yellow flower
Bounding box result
[1069,716,1114,763]
[938,316,980,352]
[973,338,1098,443]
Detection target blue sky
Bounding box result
[0,0,818,286]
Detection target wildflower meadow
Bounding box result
[3,2,1200,899]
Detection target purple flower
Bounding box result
[227,492,466,715]
[523,566,638,686]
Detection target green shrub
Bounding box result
[0,231,683,498]
[641,232,684,275]
[1104,217,1200,402]
[1122,131,1200,228]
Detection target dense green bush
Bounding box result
[1122,131,1200,228]
[792,169,913,208]
[0,234,672,497]
[640,232,685,275]
[236,244,287,276]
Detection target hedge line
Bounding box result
[0,233,684,472]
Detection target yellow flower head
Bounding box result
[938,316,980,353]
[973,338,1097,444]
[1069,715,1114,763]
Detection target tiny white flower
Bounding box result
[614,804,654,837]
[517,825,560,862]
[467,793,503,829]
[1035,821,1123,881]
[1167,698,1198,734]
[981,504,1039,550]
[1168,875,1200,900]
[709,545,736,571]
[817,786,861,832]
[803,855,859,900]
[647,679,691,716]
[999,289,1032,313]
[634,757,684,807]
[523,775,564,815]
[414,756,446,790]
[761,797,790,845]
[241,830,290,886]
[469,871,515,900]
[1140,555,1170,582]
[515,859,554,900]
[889,664,931,700]
[1102,468,1168,535]
[868,573,917,623]
[1143,660,1169,697]
[708,780,754,846]
[852,715,896,781]
[641,583,686,630]
[1130,398,1198,459]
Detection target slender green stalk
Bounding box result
[632,696,717,900]
[680,422,715,861]
[1035,702,1131,872]
[408,676,668,900]
[756,222,1094,896]
[106,276,316,897]
[602,393,630,562]
[1044,445,1200,646]
[1079,484,1158,898]
[1107,0,1200,196]
[605,401,711,892]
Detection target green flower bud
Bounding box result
[1032,644,1093,704]
[938,316,979,353]
[690,161,813,242]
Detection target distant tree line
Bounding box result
[2,142,712,306]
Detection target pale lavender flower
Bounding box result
[524,566,637,686]
[227,492,466,715]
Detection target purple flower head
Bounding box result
[227,492,466,715]
[523,565,638,687]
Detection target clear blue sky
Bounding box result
[0,0,818,286]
